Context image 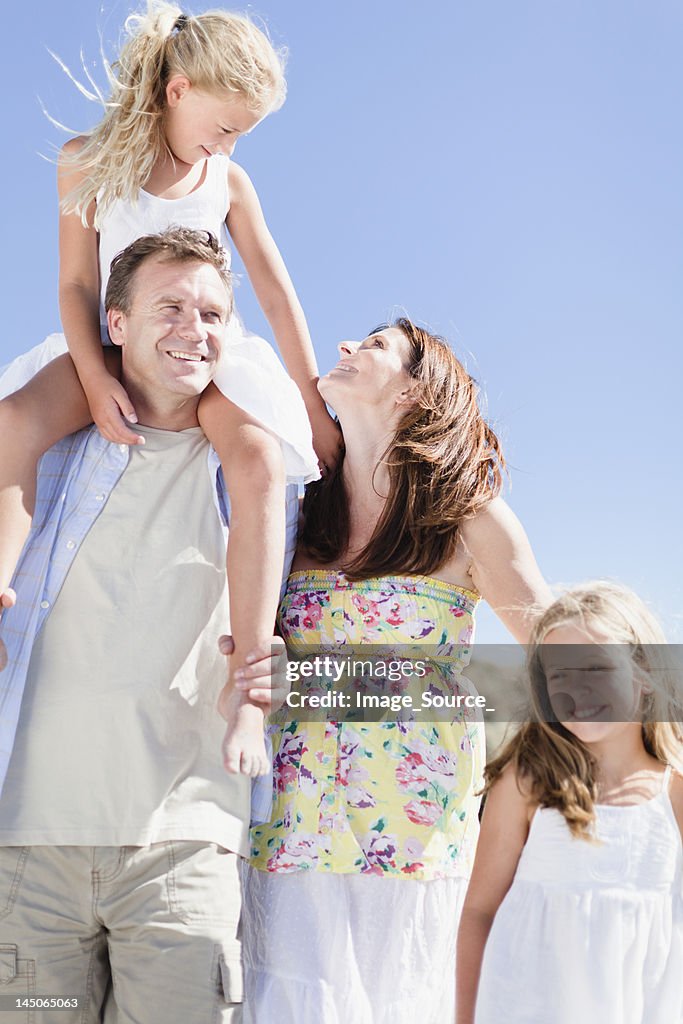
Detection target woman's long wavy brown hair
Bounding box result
[484,581,683,839]
[301,317,506,580]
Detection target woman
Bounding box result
[240,318,552,1023]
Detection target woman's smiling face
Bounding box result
[318,327,413,413]
[541,621,648,743]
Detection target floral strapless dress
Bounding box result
[241,570,486,1024]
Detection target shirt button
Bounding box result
[66,540,76,550]
[60,493,67,502]
[40,600,50,609]
[119,444,127,454]
[95,494,105,502]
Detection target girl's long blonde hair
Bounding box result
[61,1,286,226]
[485,581,683,839]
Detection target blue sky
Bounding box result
[2,1,681,643]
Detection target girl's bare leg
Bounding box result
[199,384,286,778]
[0,353,95,670]
[0,349,121,594]
[0,350,125,671]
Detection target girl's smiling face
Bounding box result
[541,620,649,743]
[163,77,263,165]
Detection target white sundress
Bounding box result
[475,765,683,1024]
[0,154,318,483]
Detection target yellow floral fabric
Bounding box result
[250,570,485,880]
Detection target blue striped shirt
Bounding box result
[0,425,299,797]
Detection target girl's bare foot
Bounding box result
[219,685,269,777]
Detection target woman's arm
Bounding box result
[58,139,142,445]
[459,497,553,643]
[456,765,533,1024]
[225,161,342,468]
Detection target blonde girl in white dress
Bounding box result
[457,581,683,1024]
[0,2,341,775]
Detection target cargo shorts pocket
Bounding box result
[218,956,243,1005]
[211,949,243,1023]
[0,848,30,922]
[166,842,241,928]
[0,945,36,1022]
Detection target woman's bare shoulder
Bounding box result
[434,497,518,591]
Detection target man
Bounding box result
[0,228,295,1022]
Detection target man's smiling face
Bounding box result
[107,256,230,400]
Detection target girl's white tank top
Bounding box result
[97,155,231,329]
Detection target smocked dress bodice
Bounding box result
[250,569,486,880]
[516,779,681,894]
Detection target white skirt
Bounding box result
[240,863,468,1024]
[0,318,319,483]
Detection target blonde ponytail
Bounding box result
[59,1,286,226]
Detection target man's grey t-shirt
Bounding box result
[0,424,250,855]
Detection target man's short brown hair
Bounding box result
[105,227,233,316]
